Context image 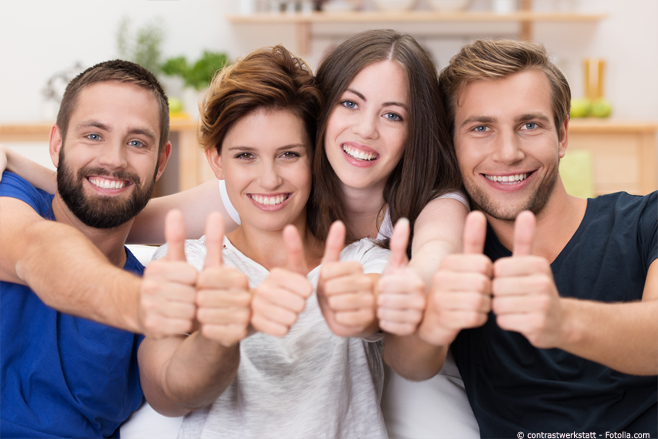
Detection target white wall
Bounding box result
[1,0,656,123]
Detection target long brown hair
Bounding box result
[308,29,462,255]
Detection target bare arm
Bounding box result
[128,180,238,245]
[0,144,57,192]
[408,197,468,287]
[138,333,241,417]
[0,197,142,332]
[493,212,658,375]
[383,197,469,379]
[494,256,658,375]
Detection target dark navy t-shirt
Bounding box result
[452,191,658,438]
[0,171,144,438]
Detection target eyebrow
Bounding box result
[226,144,307,152]
[344,88,408,110]
[74,120,157,142]
[514,113,551,123]
[459,116,496,128]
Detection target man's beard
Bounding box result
[465,164,559,222]
[57,148,156,229]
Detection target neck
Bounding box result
[487,178,588,262]
[227,213,324,273]
[339,180,387,240]
[51,193,132,268]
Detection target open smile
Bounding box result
[342,144,379,162]
[86,176,133,191]
[484,172,531,185]
[248,193,291,206]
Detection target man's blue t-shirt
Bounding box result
[0,172,144,438]
[453,191,658,438]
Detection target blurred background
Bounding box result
[1,0,656,198]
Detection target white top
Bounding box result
[170,236,390,439]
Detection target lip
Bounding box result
[85,176,133,195]
[341,142,380,168]
[481,171,535,192]
[247,192,292,212]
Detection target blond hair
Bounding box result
[439,39,571,139]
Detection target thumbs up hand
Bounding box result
[377,219,426,336]
[140,209,199,338]
[418,211,492,347]
[491,211,563,349]
[251,225,313,336]
[317,221,377,338]
[195,213,251,347]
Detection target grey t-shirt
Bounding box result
[167,236,389,439]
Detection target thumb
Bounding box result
[204,212,225,269]
[322,221,346,264]
[283,225,307,275]
[386,218,410,271]
[463,211,487,254]
[513,210,536,256]
[165,209,186,262]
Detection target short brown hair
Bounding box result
[198,45,323,156]
[309,29,461,253]
[439,39,571,140]
[57,60,170,152]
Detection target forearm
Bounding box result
[383,332,447,381]
[558,298,658,375]
[409,239,457,291]
[3,146,57,193]
[162,332,240,412]
[128,180,231,245]
[10,220,142,332]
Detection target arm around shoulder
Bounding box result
[0,196,143,332]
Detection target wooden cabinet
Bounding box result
[226,10,606,55]
[567,120,658,196]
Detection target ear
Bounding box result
[557,117,569,159]
[49,125,63,168]
[155,141,172,181]
[205,147,225,180]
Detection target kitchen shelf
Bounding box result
[226,10,606,54]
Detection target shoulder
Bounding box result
[124,248,146,276]
[430,189,470,210]
[0,171,53,218]
[342,238,390,274]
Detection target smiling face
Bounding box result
[207,108,312,233]
[324,60,409,193]
[454,69,568,222]
[52,81,168,229]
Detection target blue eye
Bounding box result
[473,126,489,132]
[129,140,145,148]
[384,112,402,122]
[87,134,101,141]
[341,100,357,110]
[522,122,538,130]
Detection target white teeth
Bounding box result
[343,145,378,161]
[250,194,289,206]
[485,173,529,184]
[89,177,127,189]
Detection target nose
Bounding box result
[257,160,283,190]
[352,112,379,140]
[491,129,524,165]
[98,141,128,170]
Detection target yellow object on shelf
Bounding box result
[560,149,594,198]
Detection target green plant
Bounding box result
[116,15,165,75]
[160,51,229,91]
